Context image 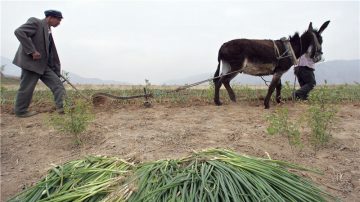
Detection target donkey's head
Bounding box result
[301,21,330,62]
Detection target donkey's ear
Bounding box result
[318,20,330,34]
[308,22,313,31]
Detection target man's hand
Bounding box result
[31,51,41,60]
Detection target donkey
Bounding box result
[213,21,330,109]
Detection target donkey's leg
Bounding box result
[275,79,282,103]
[214,77,223,106]
[214,60,232,106]
[264,73,282,109]
[213,59,223,106]
[223,81,236,102]
[223,73,239,102]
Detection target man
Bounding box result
[293,47,317,100]
[13,10,66,118]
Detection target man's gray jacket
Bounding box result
[13,17,61,75]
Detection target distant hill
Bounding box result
[0,56,128,84]
[314,60,360,84]
[0,71,19,85]
[64,73,129,85]
[164,60,360,85]
[1,56,359,85]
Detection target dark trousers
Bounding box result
[14,67,65,115]
[294,66,316,100]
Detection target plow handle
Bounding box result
[59,74,90,100]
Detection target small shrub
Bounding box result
[240,85,259,101]
[308,83,340,106]
[0,85,7,104]
[307,85,337,151]
[281,81,294,100]
[206,81,215,100]
[307,105,336,151]
[49,97,94,144]
[266,107,302,147]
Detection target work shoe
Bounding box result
[16,111,39,118]
[292,92,305,101]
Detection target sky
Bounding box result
[1,0,359,84]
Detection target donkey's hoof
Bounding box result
[264,105,270,109]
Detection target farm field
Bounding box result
[1,84,360,201]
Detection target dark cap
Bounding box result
[44,10,63,19]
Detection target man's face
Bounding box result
[49,16,62,27]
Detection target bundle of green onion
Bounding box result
[8,156,132,202]
[8,149,336,202]
[125,149,335,202]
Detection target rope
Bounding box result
[273,39,291,60]
[260,76,270,86]
[92,92,152,100]
[165,69,244,93]
[93,69,244,100]
[291,37,302,102]
[273,40,280,58]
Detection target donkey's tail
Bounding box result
[213,52,221,82]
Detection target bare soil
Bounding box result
[1,101,360,201]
